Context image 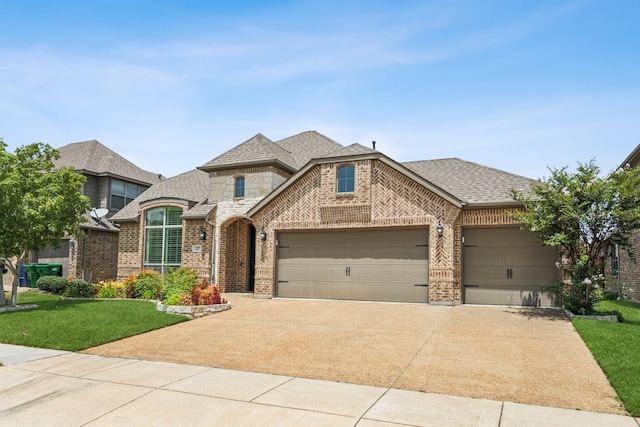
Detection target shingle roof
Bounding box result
[275,131,344,167]
[322,143,377,158]
[199,134,299,172]
[55,140,164,186]
[402,158,536,204]
[111,169,210,221]
[79,211,119,232]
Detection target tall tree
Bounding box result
[510,160,640,312]
[0,140,90,306]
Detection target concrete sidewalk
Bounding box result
[0,343,637,427]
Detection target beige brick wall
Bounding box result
[208,166,291,203]
[613,234,640,301]
[70,229,119,282]
[181,218,215,282]
[117,203,216,282]
[252,159,461,300]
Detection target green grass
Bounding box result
[573,300,640,416]
[0,291,188,351]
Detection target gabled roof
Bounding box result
[275,131,344,167]
[111,169,210,221]
[248,150,465,217]
[403,158,536,205]
[198,133,299,173]
[55,140,164,186]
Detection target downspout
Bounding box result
[205,217,216,284]
[81,233,88,281]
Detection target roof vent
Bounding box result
[372,141,376,150]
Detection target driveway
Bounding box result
[84,296,624,415]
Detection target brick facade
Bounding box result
[614,234,640,301]
[69,229,119,282]
[117,202,216,282]
[115,155,527,304]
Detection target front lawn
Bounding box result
[572,300,640,417]
[0,291,188,351]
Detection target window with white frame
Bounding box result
[111,179,146,210]
[144,206,183,272]
[337,165,355,193]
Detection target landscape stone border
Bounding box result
[0,304,38,313]
[155,301,232,318]
[564,309,618,322]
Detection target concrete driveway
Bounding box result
[85,295,624,415]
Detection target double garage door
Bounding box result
[463,227,559,307]
[276,228,429,303]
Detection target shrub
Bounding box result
[62,279,96,298]
[130,270,163,300]
[95,279,127,298]
[161,267,200,304]
[190,279,227,305]
[37,276,68,294]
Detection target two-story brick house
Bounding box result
[113,131,559,306]
[30,140,164,282]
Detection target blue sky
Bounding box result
[1,0,638,179]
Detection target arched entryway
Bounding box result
[218,217,256,293]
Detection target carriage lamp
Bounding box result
[436,221,444,237]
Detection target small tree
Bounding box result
[0,140,90,306]
[510,160,640,313]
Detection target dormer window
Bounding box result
[337,165,355,193]
[235,176,245,198]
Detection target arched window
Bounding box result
[337,165,355,193]
[235,176,245,198]
[144,206,183,272]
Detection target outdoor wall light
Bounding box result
[260,227,267,241]
[199,226,207,241]
[436,221,444,237]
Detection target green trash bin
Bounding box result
[34,264,61,281]
[23,264,39,288]
[48,263,62,277]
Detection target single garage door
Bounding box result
[277,228,429,303]
[463,227,559,306]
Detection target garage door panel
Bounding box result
[277,228,429,303]
[465,285,556,307]
[463,227,558,307]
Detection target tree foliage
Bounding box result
[0,139,90,306]
[510,160,640,312]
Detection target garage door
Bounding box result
[463,227,559,306]
[277,228,429,303]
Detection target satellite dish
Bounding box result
[90,208,109,219]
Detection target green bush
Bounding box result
[37,276,68,294]
[130,270,163,300]
[161,267,200,304]
[95,279,127,298]
[62,279,96,298]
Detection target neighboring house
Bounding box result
[113,130,560,306]
[30,140,164,282]
[611,144,640,301]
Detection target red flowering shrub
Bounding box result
[189,279,227,305]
